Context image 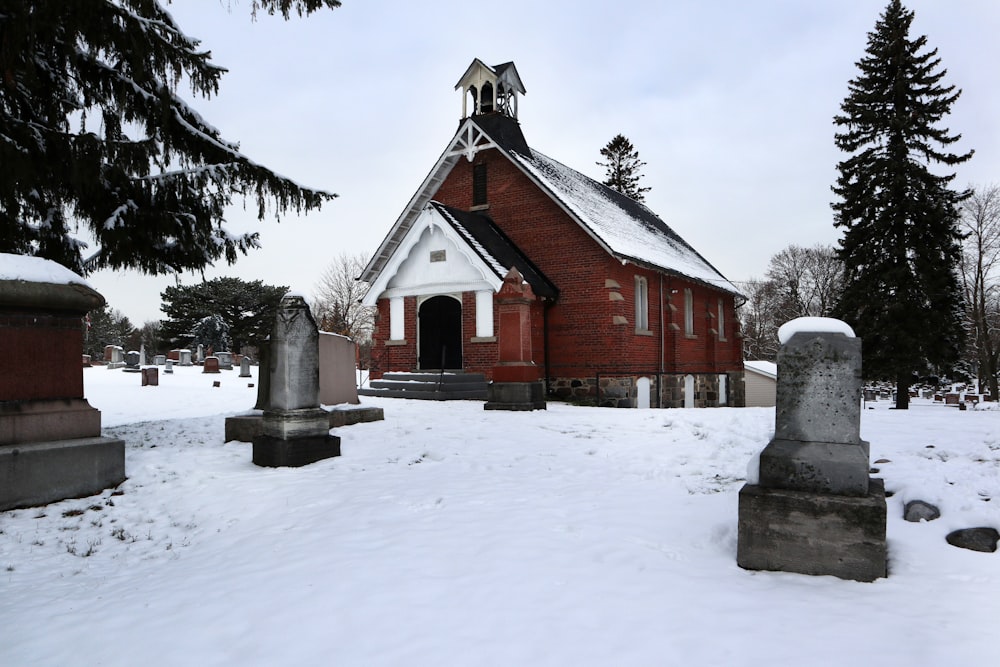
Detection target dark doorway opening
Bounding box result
[419,296,462,369]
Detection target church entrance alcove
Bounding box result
[418,295,463,369]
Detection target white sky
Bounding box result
[85,0,1000,324]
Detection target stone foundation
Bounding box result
[484,381,546,411]
[737,478,888,582]
[548,371,745,408]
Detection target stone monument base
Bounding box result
[1,436,126,511]
[225,406,385,443]
[484,381,546,411]
[737,478,887,582]
[252,434,341,468]
[759,438,871,496]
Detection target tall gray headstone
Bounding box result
[252,294,340,467]
[737,318,887,582]
[239,356,252,378]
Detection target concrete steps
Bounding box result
[359,371,488,401]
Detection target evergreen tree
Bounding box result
[191,314,232,354]
[84,305,136,358]
[160,277,288,354]
[831,0,971,409]
[597,134,651,203]
[0,0,340,276]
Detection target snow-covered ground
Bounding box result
[2,365,998,666]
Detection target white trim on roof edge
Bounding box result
[361,203,502,307]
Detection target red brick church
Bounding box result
[360,59,745,407]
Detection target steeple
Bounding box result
[455,59,525,120]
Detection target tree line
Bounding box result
[740,180,1000,401]
[83,252,375,364]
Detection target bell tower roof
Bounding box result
[455,59,525,120]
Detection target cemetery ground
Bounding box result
[1,367,998,666]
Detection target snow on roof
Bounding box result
[0,252,92,287]
[744,360,777,379]
[777,317,856,345]
[508,148,741,296]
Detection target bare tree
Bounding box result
[765,244,843,323]
[312,252,374,343]
[738,278,783,361]
[738,244,844,361]
[959,183,1000,397]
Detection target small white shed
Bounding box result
[744,360,777,408]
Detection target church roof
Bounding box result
[361,115,742,298]
[430,202,558,299]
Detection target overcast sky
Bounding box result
[85,0,1000,325]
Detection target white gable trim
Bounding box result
[360,118,487,287]
[361,203,502,307]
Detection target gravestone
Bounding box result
[106,345,125,369]
[164,359,174,374]
[215,351,233,370]
[239,356,252,378]
[154,354,166,366]
[203,356,221,373]
[139,344,147,366]
[179,349,193,366]
[141,367,159,387]
[196,344,204,363]
[318,332,359,406]
[737,317,887,582]
[124,350,141,372]
[0,254,125,510]
[484,268,546,411]
[252,294,340,467]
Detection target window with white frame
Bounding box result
[684,288,694,336]
[634,276,649,332]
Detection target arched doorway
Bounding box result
[419,296,462,369]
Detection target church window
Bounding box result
[473,164,488,206]
[717,298,726,340]
[684,289,695,336]
[634,276,649,332]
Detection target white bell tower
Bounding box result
[455,59,525,120]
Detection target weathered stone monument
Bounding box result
[239,356,252,378]
[124,350,141,372]
[0,254,125,510]
[106,345,125,369]
[215,351,233,370]
[203,356,220,373]
[318,332,360,406]
[737,317,887,582]
[141,367,159,387]
[252,294,340,467]
[484,268,546,411]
